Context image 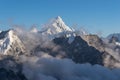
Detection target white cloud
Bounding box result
[22,56,120,80]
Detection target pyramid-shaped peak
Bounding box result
[53,16,64,24]
[41,16,73,36]
[51,16,72,32]
[55,16,62,20]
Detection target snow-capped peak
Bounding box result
[55,16,63,22]
[41,16,73,35]
[52,16,72,32]
[30,27,38,33]
[0,29,25,55]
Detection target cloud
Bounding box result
[21,56,120,80]
[11,26,120,80]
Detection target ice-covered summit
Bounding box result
[41,16,73,35]
[0,29,25,55]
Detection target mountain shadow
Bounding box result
[34,36,104,65]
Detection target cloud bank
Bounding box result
[20,55,120,80]
[10,26,120,80]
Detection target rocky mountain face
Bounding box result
[0,55,27,80]
[107,33,120,46]
[82,34,120,68]
[83,34,105,52]
[0,68,27,80]
[53,36,104,65]
[107,33,120,42]
[33,36,103,65]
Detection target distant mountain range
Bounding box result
[0,16,120,80]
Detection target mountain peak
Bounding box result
[30,27,38,33]
[41,16,73,36]
[53,16,65,24]
[55,16,62,21]
[0,29,25,55]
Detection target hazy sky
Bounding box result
[0,0,120,36]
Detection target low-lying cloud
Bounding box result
[21,55,120,80]
[10,26,120,80]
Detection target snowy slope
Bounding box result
[0,29,25,55]
[41,16,73,35]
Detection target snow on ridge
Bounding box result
[41,16,73,36]
[0,30,11,54]
[0,29,25,55]
[53,16,72,32]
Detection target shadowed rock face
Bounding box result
[107,33,120,43]
[0,30,9,39]
[109,36,119,43]
[34,36,104,65]
[0,68,27,80]
[53,36,104,65]
[0,56,27,80]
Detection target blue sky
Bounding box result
[0,0,120,36]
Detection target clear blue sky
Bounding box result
[0,0,120,36]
